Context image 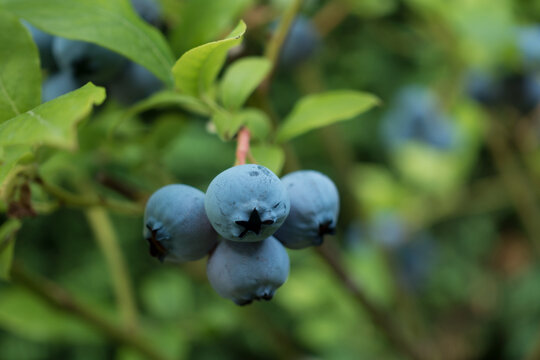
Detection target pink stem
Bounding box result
[235,127,251,166]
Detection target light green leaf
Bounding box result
[169,0,253,56]
[243,108,271,141]
[0,11,41,124]
[250,144,285,175]
[219,57,271,110]
[172,20,246,97]
[211,107,271,141]
[211,110,244,141]
[127,90,210,117]
[276,90,380,142]
[0,83,105,149]
[110,90,210,135]
[0,219,21,281]
[0,0,175,86]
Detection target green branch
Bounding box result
[315,245,435,360]
[487,120,540,255]
[38,179,143,216]
[260,0,303,92]
[85,206,139,332]
[11,263,169,360]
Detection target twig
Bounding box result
[10,263,169,360]
[315,244,432,360]
[37,178,143,216]
[85,207,139,332]
[235,127,251,165]
[487,120,540,255]
[312,0,349,37]
[259,0,303,93]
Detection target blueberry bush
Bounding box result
[2,0,540,359]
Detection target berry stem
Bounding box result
[235,127,251,165]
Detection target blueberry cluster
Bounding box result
[143,164,340,305]
[24,0,163,104]
[381,86,457,150]
[465,25,540,113]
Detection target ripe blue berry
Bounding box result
[131,0,164,28]
[143,184,217,263]
[279,16,320,67]
[109,62,163,104]
[42,71,80,102]
[274,170,339,249]
[206,236,290,306]
[381,86,456,150]
[204,164,290,242]
[52,37,127,84]
[465,70,501,106]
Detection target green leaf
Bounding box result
[276,90,380,142]
[0,83,105,149]
[0,0,175,86]
[211,110,244,141]
[250,144,285,175]
[0,11,41,124]
[127,90,210,117]
[0,219,21,280]
[219,57,271,110]
[211,107,271,141]
[169,0,253,56]
[242,108,272,141]
[172,20,246,97]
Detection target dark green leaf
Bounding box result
[0,0,175,86]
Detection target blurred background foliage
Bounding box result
[2,0,540,359]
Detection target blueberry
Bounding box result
[42,71,81,102]
[131,0,164,29]
[394,233,436,291]
[52,37,128,84]
[274,170,339,249]
[370,211,406,248]
[464,70,501,106]
[501,73,540,114]
[278,16,321,67]
[381,86,456,150]
[109,62,163,104]
[143,184,218,263]
[206,236,290,305]
[204,164,290,242]
[22,21,56,71]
